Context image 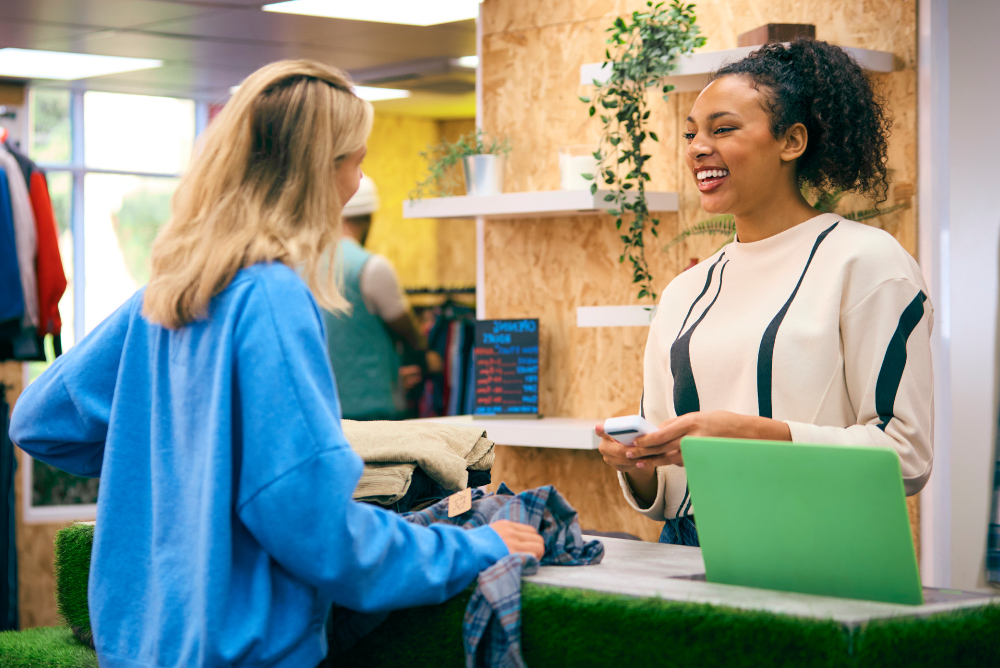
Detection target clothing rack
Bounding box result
[405,286,476,295]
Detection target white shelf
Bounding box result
[403,189,679,219]
[577,305,656,327]
[408,416,602,450]
[581,45,894,92]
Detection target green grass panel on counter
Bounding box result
[0,626,99,668]
[854,604,1000,668]
[54,523,95,648]
[519,583,850,668]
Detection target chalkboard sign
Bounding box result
[472,319,540,417]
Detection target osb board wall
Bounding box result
[479,0,919,544]
[2,361,65,628]
[363,113,478,291]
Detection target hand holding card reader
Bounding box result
[603,415,658,446]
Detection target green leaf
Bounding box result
[649,131,659,142]
[578,95,592,103]
[604,194,616,202]
[580,173,594,180]
[590,183,598,195]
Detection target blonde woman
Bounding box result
[9,61,541,668]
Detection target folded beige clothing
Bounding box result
[342,420,495,504]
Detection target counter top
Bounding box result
[527,536,1000,626]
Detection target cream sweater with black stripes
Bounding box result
[619,213,934,521]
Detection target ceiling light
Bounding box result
[456,55,479,68]
[263,0,480,26]
[354,86,410,101]
[228,84,409,102]
[0,48,161,80]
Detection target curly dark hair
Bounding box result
[710,39,891,203]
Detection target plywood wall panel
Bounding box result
[3,361,64,628]
[481,0,919,540]
[488,445,663,542]
[482,0,623,37]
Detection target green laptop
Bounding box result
[680,436,923,606]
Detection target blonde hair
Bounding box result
[143,59,373,328]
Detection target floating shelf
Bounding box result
[403,190,679,220]
[577,305,656,328]
[581,45,894,92]
[407,416,601,450]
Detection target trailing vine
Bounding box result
[580,1,705,301]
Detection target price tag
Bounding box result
[447,487,473,518]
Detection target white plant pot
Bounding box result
[462,154,505,196]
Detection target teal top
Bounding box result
[324,238,400,420]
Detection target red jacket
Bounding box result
[29,171,67,336]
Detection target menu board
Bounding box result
[472,319,540,417]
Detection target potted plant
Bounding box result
[410,129,512,199]
[580,0,706,301]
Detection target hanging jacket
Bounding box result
[5,142,67,337]
[0,146,37,330]
[0,172,24,327]
[28,171,66,336]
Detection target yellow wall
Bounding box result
[480,0,918,541]
[363,114,478,291]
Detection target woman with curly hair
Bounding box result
[598,39,933,544]
[9,60,542,668]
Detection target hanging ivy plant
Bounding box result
[580,0,705,301]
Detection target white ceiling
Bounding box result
[0,0,477,108]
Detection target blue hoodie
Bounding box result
[9,263,508,668]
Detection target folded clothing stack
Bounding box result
[343,420,494,510]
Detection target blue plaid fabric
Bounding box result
[403,483,604,667]
[326,484,603,665]
[988,458,1000,583]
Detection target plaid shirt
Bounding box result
[403,484,605,667]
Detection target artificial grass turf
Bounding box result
[518,583,850,668]
[854,603,1000,668]
[0,626,98,668]
[54,523,94,648]
[41,524,1000,668]
[333,582,851,668]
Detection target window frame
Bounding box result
[22,87,208,523]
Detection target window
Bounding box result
[23,88,202,521]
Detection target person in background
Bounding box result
[8,59,542,668]
[598,39,933,544]
[325,175,427,420]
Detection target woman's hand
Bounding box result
[597,424,658,507]
[626,411,791,468]
[491,520,545,559]
[596,424,644,473]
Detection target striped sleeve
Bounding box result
[784,278,934,495]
